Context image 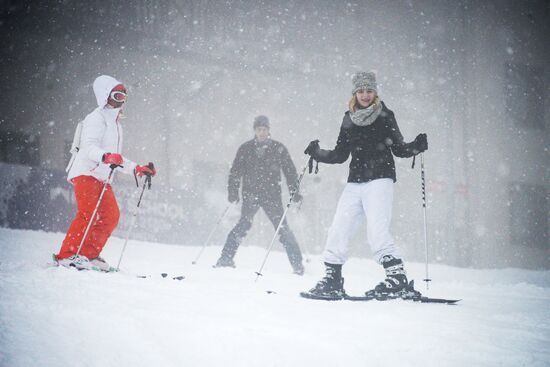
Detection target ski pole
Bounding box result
[191,203,233,265]
[75,164,118,258]
[115,163,154,271]
[255,156,310,281]
[420,153,432,290]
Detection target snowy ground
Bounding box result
[0,227,549,367]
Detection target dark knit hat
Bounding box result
[253,115,270,129]
[352,71,378,94]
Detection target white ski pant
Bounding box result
[322,178,401,265]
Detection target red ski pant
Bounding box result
[57,175,120,260]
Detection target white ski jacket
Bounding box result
[67,75,137,183]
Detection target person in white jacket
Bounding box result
[55,75,156,271]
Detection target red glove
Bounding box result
[135,164,156,177]
[102,153,123,166]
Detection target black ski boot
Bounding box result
[300,263,346,300]
[213,256,236,268]
[366,255,409,300]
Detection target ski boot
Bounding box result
[55,254,97,271]
[213,256,236,268]
[89,256,116,272]
[366,255,409,300]
[300,263,346,300]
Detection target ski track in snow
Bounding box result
[0,228,549,367]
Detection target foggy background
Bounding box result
[0,0,548,269]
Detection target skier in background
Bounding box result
[301,71,428,299]
[55,75,156,271]
[214,115,305,275]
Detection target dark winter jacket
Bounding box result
[228,138,298,198]
[314,101,419,183]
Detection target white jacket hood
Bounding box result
[65,74,136,183]
[93,75,122,108]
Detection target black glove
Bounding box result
[304,140,320,157]
[292,192,303,203]
[413,133,428,154]
[228,190,239,203]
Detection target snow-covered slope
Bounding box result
[1,227,549,367]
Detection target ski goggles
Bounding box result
[109,90,128,103]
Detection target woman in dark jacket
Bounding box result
[301,71,428,300]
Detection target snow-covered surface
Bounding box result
[1,227,549,367]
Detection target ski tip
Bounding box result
[419,297,461,304]
[266,290,277,295]
[435,299,460,305]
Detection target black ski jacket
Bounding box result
[315,101,419,183]
[228,138,298,198]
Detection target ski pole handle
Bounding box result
[146,162,155,189]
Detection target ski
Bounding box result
[136,273,185,281]
[301,292,459,304]
[51,254,184,280]
[417,297,460,304]
[301,280,460,304]
[343,295,460,304]
[299,291,346,301]
[54,266,185,280]
[51,253,114,273]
